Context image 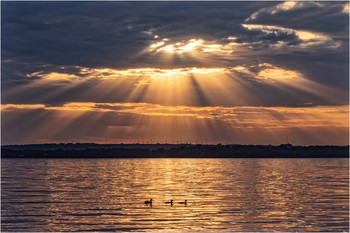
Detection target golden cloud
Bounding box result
[257,67,301,80]
[148,38,236,55]
[28,67,229,82]
[246,1,325,22]
[242,24,337,48]
[2,102,348,130]
[343,3,349,14]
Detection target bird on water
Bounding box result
[178,200,187,205]
[165,200,173,205]
[144,199,153,204]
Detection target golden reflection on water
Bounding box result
[1,158,349,232]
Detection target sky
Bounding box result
[1,1,349,145]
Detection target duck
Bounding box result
[178,200,187,205]
[144,199,153,204]
[164,200,173,205]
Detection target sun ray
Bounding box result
[2,102,348,145]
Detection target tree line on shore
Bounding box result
[1,144,348,158]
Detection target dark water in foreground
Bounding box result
[1,158,349,232]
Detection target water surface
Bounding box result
[1,158,349,232]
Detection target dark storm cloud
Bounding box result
[236,25,301,46]
[2,2,149,66]
[2,1,349,106]
[2,1,255,90]
[2,2,251,70]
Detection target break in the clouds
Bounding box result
[2,1,349,145]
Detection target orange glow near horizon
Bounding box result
[2,102,349,145]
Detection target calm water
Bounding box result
[1,158,349,232]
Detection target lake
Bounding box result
[1,158,349,232]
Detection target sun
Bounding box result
[148,37,235,55]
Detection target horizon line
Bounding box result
[2,142,349,147]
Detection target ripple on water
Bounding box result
[1,158,349,232]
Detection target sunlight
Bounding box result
[26,72,83,83]
[242,24,333,47]
[343,3,349,13]
[178,39,204,53]
[278,1,297,11]
[257,67,301,80]
[28,67,229,83]
[19,63,347,109]
[3,102,348,129]
[251,63,347,103]
[3,102,348,144]
[148,38,235,55]
[1,104,46,110]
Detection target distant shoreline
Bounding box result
[2,143,349,158]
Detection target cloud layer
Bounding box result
[2,1,349,145]
[2,102,348,145]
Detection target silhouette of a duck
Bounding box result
[164,200,173,205]
[178,200,187,205]
[144,199,153,205]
